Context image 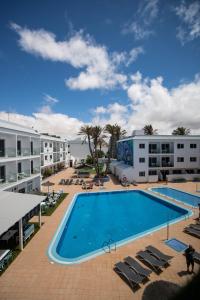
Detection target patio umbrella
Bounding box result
[42,181,55,193]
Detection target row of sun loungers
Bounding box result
[114,245,173,290]
[59,178,85,185]
[184,224,200,238]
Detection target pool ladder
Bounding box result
[102,238,116,253]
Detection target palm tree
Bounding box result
[104,124,127,174]
[78,125,94,159]
[91,126,104,176]
[172,127,191,135]
[143,124,158,135]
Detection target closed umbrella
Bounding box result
[42,181,55,193]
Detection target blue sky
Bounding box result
[0,0,200,138]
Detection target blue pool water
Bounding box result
[151,187,200,207]
[165,238,188,252]
[48,190,190,264]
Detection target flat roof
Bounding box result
[0,191,45,236]
[118,135,200,142]
[0,119,39,136]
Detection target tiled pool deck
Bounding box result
[0,168,199,300]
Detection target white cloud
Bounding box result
[174,1,200,44]
[0,111,83,139]
[43,94,59,104]
[122,0,159,40]
[1,73,200,137]
[91,72,200,135]
[11,23,140,90]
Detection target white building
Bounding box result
[110,135,200,183]
[0,119,41,193]
[40,134,68,175]
[67,138,92,166]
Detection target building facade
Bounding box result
[67,138,92,166]
[40,134,68,176]
[110,135,200,183]
[0,119,41,193]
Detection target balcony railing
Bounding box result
[149,163,160,167]
[18,170,30,180]
[0,174,18,187]
[31,148,40,155]
[161,163,174,167]
[0,148,16,158]
[31,167,40,174]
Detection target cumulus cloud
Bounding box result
[122,0,159,40]
[0,111,83,139]
[10,23,143,91]
[92,72,200,135]
[174,1,200,44]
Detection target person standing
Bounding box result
[185,245,195,273]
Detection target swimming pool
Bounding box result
[150,187,200,207]
[48,190,191,264]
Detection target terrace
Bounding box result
[0,167,199,300]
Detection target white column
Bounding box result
[18,218,23,251]
[38,205,41,228]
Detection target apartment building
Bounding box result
[0,119,41,193]
[40,134,68,176]
[110,135,200,183]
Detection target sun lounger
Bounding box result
[68,179,73,185]
[184,227,200,238]
[114,262,144,289]
[64,179,69,185]
[193,251,200,263]
[146,245,173,262]
[189,224,200,231]
[124,256,152,278]
[137,250,167,272]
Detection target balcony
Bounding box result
[0,173,18,188]
[149,163,160,168]
[161,162,174,167]
[18,170,30,180]
[31,167,40,174]
[0,147,16,158]
[31,148,40,156]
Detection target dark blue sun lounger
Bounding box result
[124,256,152,278]
[184,227,200,238]
[146,245,173,262]
[114,262,144,289]
[137,250,167,272]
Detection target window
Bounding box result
[18,162,22,173]
[139,144,145,149]
[0,165,5,181]
[0,139,5,157]
[17,140,21,155]
[139,157,145,163]
[177,157,184,162]
[173,170,182,174]
[149,170,157,176]
[190,157,197,162]
[45,142,48,147]
[177,144,184,149]
[31,160,33,174]
[30,141,33,155]
[190,144,197,148]
[50,155,52,159]
[149,143,157,153]
[45,155,48,160]
[139,171,145,176]
[50,143,52,148]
